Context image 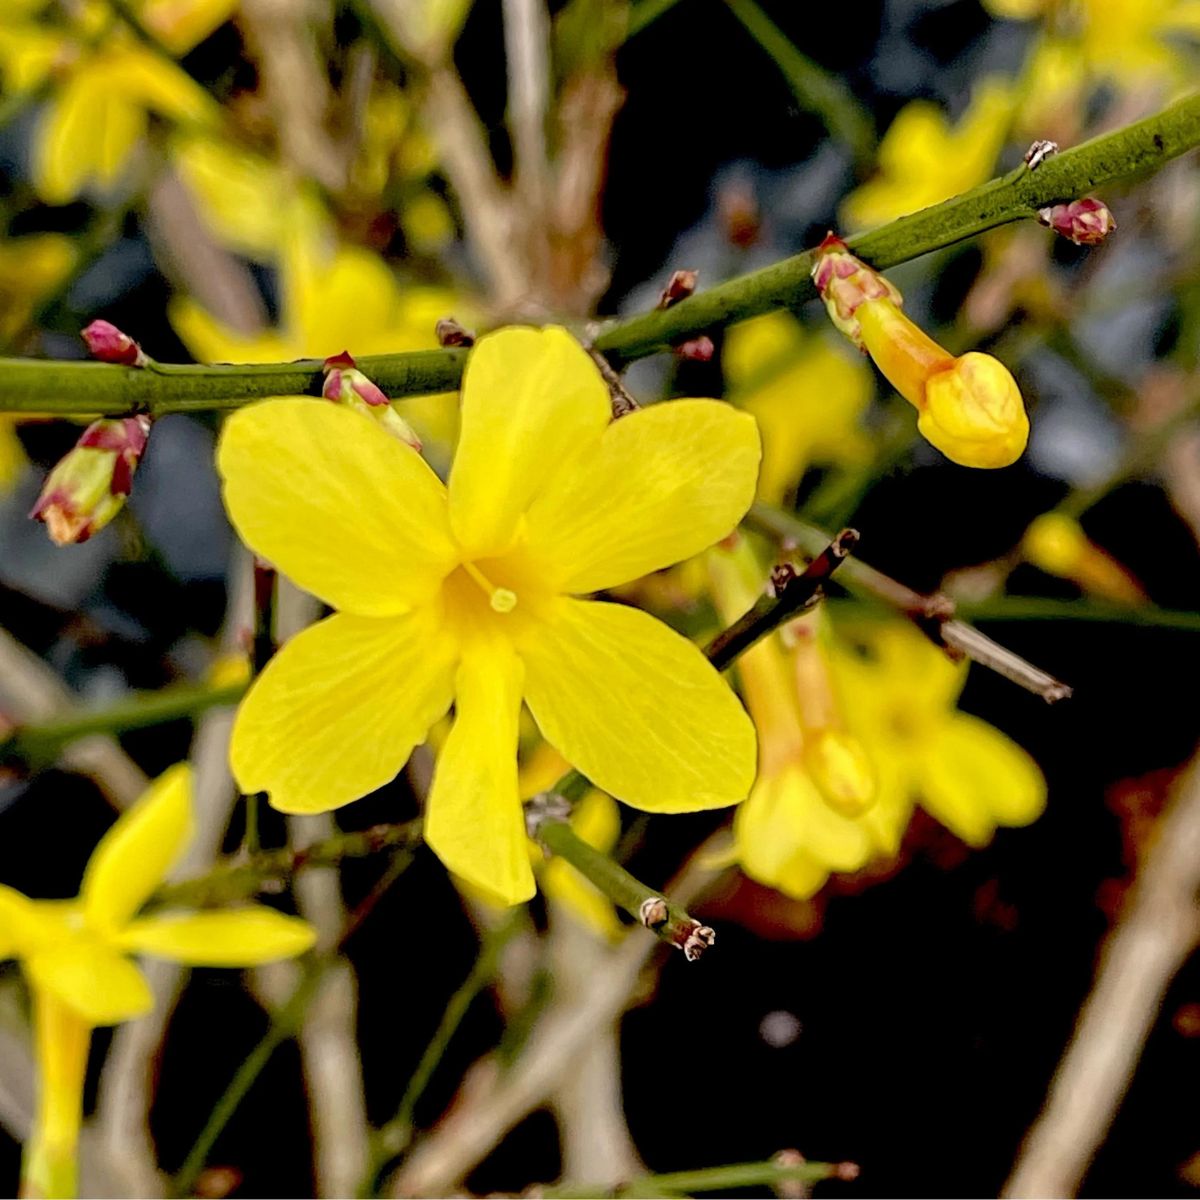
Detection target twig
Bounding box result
[543,1155,859,1198]
[747,503,1073,703]
[2,92,1196,414]
[532,812,715,961]
[1003,751,1200,1197]
[503,0,552,222]
[705,529,858,669]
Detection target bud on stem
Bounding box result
[81,320,148,366]
[1036,197,1116,246]
[812,234,1029,469]
[31,415,152,544]
[321,352,422,450]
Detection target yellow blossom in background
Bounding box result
[0,764,315,1198]
[830,621,1046,848]
[218,326,760,906]
[0,1,223,205]
[1021,511,1147,604]
[170,205,465,455]
[724,311,874,504]
[707,538,905,901]
[841,79,1014,229]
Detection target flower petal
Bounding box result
[918,714,1047,847]
[81,764,193,935]
[218,398,457,616]
[0,883,39,959]
[118,908,317,966]
[231,608,457,814]
[424,641,534,907]
[524,399,761,593]
[448,326,611,558]
[26,940,152,1026]
[520,598,756,812]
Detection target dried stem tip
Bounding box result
[639,896,669,928]
[680,922,716,962]
[81,319,147,366]
[658,269,699,309]
[436,317,476,348]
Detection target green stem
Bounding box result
[1,93,1196,413]
[544,1156,855,1198]
[724,0,875,167]
[0,679,246,766]
[955,596,1200,631]
[364,912,527,1191]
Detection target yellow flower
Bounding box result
[0,232,77,344]
[0,764,315,1198]
[830,621,1047,848]
[813,236,1029,468]
[169,207,465,457]
[218,326,761,906]
[723,311,874,504]
[841,78,1015,229]
[0,1,222,204]
[1022,512,1146,604]
[707,538,903,901]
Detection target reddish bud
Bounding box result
[676,335,715,362]
[321,353,422,450]
[31,415,152,544]
[435,317,475,348]
[658,269,699,309]
[81,319,147,366]
[1037,197,1116,245]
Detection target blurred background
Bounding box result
[1,0,1198,1196]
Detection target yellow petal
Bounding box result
[34,76,98,205]
[424,640,534,907]
[917,714,1047,847]
[98,45,215,124]
[524,399,761,593]
[118,907,317,965]
[231,608,457,813]
[26,939,153,1025]
[81,764,193,936]
[217,398,457,616]
[0,882,39,959]
[519,598,757,812]
[448,326,612,558]
[169,297,298,364]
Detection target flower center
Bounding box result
[462,560,518,614]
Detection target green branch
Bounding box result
[0,93,1195,413]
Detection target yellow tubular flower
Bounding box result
[813,236,1029,468]
[723,311,874,504]
[1022,512,1147,604]
[218,327,760,907]
[0,765,315,1199]
[830,621,1047,848]
[841,79,1014,229]
[706,538,903,901]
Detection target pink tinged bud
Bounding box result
[31,416,152,544]
[676,335,715,362]
[1037,197,1116,246]
[321,353,422,451]
[659,269,699,309]
[81,320,147,366]
[810,233,903,348]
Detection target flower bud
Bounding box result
[659,268,698,309]
[81,320,147,366]
[31,416,151,544]
[1037,197,1116,246]
[321,352,422,450]
[675,335,715,362]
[1022,512,1145,603]
[813,234,1029,468]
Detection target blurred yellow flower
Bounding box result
[841,79,1014,229]
[707,538,904,901]
[217,327,760,906]
[0,764,315,1198]
[1022,511,1146,604]
[0,1,223,204]
[724,312,874,504]
[830,621,1047,848]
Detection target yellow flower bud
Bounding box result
[918,352,1029,469]
[1022,512,1146,603]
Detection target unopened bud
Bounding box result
[675,335,714,362]
[31,415,151,544]
[1037,197,1116,246]
[321,352,422,450]
[814,234,1029,468]
[81,319,147,366]
[658,269,698,309]
[1022,512,1145,603]
[435,317,475,348]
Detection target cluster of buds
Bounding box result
[812,234,1029,469]
[321,352,422,450]
[1037,197,1117,246]
[81,319,148,366]
[31,415,151,544]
